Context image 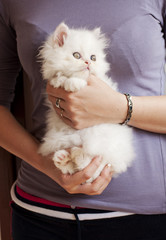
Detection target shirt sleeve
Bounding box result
[0,4,21,109]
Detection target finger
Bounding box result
[46,83,70,100]
[60,156,102,193]
[54,106,74,126]
[58,110,73,125]
[75,163,112,195]
[47,94,75,128]
[93,164,113,194]
[74,156,102,185]
[46,83,63,97]
[87,74,99,85]
[47,94,65,111]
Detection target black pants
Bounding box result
[11,202,166,240]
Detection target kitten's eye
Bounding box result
[73,52,81,59]
[90,55,96,61]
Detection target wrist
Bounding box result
[117,93,129,124]
[121,94,133,125]
[106,91,128,124]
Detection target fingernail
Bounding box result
[107,163,111,168]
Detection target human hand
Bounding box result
[39,154,112,195]
[46,75,127,129]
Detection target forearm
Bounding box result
[128,95,166,134]
[0,105,111,195]
[46,76,166,134]
[0,105,42,170]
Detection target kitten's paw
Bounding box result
[64,77,87,92]
[71,147,91,170]
[71,147,97,183]
[50,76,67,88]
[53,150,74,174]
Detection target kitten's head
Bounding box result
[40,22,109,80]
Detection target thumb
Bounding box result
[87,74,99,86]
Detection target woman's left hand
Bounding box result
[46,75,127,129]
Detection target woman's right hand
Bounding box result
[39,154,112,196]
[0,106,112,196]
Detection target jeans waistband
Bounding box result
[11,183,134,221]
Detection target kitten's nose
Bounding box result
[85,60,90,65]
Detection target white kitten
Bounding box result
[38,22,134,182]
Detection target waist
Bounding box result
[11,183,134,220]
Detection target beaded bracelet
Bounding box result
[121,93,133,125]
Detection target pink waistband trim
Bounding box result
[16,186,82,209]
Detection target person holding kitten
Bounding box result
[0,0,166,240]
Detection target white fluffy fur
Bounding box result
[38,23,135,182]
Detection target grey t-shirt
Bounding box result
[0,0,166,214]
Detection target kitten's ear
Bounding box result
[53,22,69,47]
[93,27,101,38]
